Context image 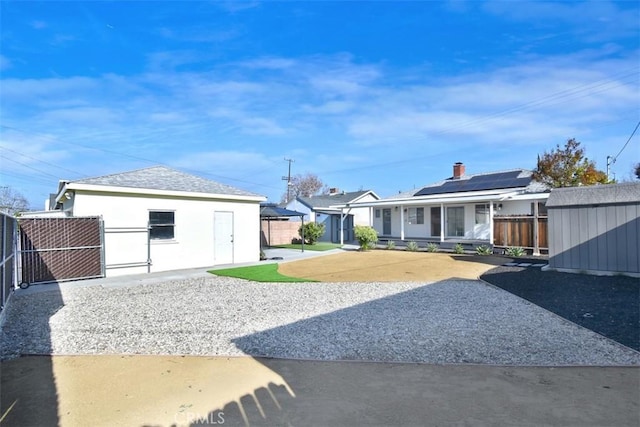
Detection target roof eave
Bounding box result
[341,187,547,208]
[64,183,266,202]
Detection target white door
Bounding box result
[214,211,234,264]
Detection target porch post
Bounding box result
[400,205,405,240]
[533,201,540,256]
[340,209,344,245]
[440,203,444,243]
[489,202,494,246]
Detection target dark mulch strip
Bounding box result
[481,265,640,351]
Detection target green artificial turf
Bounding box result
[271,243,342,251]
[208,263,316,282]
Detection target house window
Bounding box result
[375,209,380,218]
[475,204,489,224]
[531,202,548,216]
[408,207,424,224]
[149,211,175,240]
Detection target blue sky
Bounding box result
[1,1,638,209]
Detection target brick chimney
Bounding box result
[453,162,465,179]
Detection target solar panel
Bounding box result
[414,171,531,197]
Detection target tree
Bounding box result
[532,138,608,188]
[281,173,329,203]
[0,187,30,215]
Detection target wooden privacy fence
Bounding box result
[493,215,548,254]
[18,217,104,285]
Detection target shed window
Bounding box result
[149,211,175,240]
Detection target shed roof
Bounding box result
[260,204,305,218]
[69,166,262,198]
[546,182,640,207]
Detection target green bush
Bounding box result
[453,243,465,254]
[386,240,396,250]
[476,245,492,255]
[298,222,325,245]
[406,241,419,251]
[354,225,378,250]
[426,243,439,253]
[505,246,526,257]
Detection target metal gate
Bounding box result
[18,217,104,285]
[1,213,17,312]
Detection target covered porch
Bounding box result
[341,190,548,255]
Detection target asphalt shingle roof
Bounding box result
[546,182,640,207]
[298,190,372,209]
[71,166,263,198]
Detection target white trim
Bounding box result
[56,183,266,203]
[342,189,547,208]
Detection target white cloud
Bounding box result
[2,49,637,203]
[484,0,639,40]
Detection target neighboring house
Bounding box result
[285,188,380,243]
[546,182,640,276]
[346,163,550,252]
[38,166,265,277]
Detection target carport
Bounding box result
[260,203,307,252]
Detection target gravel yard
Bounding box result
[1,275,639,365]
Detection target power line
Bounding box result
[0,145,85,178]
[607,120,640,180]
[613,120,639,161]
[0,124,283,192]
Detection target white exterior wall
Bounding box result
[284,200,314,222]
[69,191,260,277]
[351,194,378,226]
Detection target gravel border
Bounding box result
[1,276,639,365]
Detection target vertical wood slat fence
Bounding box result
[1,213,17,312]
[493,215,548,253]
[18,217,104,285]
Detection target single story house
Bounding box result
[344,163,550,253]
[40,166,266,277]
[545,182,639,276]
[285,188,380,243]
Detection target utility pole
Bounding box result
[282,158,294,203]
[606,155,614,182]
